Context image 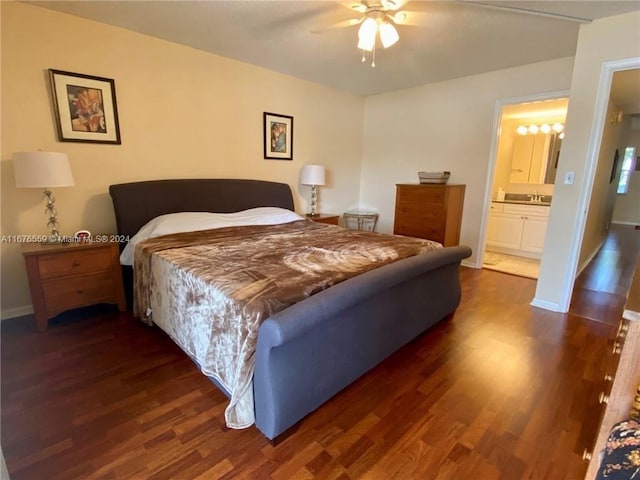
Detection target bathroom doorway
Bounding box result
[483,96,569,279]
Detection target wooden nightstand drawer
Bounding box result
[38,248,112,279]
[22,241,126,331]
[308,214,339,225]
[42,272,116,313]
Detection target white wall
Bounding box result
[534,11,640,311]
[612,122,640,225]
[0,2,365,317]
[360,57,575,265]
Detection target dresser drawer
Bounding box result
[397,186,446,205]
[394,222,445,242]
[42,272,116,313]
[395,206,445,223]
[38,247,113,279]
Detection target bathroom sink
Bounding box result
[501,193,552,205]
[504,199,551,206]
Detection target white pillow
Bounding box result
[120,207,303,265]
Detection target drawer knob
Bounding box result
[617,322,628,337]
[582,449,592,461]
[599,392,610,404]
[72,260,81,267]
[604,373,613,382]
[612,342,622,355]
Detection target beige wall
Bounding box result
[612,122,640,225]
[0,2,365,317]
[578,100,627,268]
[359,57,575,265]
[535,11,640,311]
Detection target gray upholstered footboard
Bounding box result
[253,245,472,440]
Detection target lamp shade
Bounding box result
[357,17,377,52]
[300,164,326,186]
[13,152,75,188]
[379,21,399,48]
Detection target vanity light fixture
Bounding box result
[517,123,565,135]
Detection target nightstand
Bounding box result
[22,241,126,332]
[307,214,340,225]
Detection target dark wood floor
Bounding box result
[2,225,639,479]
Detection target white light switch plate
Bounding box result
[564,171,575,184]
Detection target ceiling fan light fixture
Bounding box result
[358,17,377,51]
[379,20,399,48]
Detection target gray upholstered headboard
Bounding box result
[109,178,295,240]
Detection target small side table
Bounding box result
[22,240,126,332]
[343,210,379,232]
[307,213,340,226]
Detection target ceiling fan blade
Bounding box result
[391,10,450,27]
[346,1,367,14]
[381,0,407,11]
[456,1,592,23]
[311,17,362,34]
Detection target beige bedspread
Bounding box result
[134,219,441,428]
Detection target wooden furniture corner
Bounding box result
[393,183,465,246]
[22,240,126,332]
[307,213,340,226]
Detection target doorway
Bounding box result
[482,96,569,279]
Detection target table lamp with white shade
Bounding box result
[300,164,326,217]
[13,151,75,241]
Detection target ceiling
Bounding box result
[30,0,640,96]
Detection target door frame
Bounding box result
[540,57,640,312]
[476,90,569,269]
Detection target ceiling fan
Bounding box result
[316,0,592,67]
[318,0,411,67]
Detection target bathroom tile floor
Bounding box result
[482,250,540,279]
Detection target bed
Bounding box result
[109,178,472,441]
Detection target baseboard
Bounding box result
[611,220,640,226]
[530,297,564,312]
[461,259,480,269]
[576,238,606,277]
[1,305,34,320]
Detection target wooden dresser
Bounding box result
[393,184,465,246]
[584,259,640,479]
[22,241,126,331]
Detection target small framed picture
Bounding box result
[263,112,293,160]
[49,69,121,144]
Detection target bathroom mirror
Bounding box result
[510,132,562,184]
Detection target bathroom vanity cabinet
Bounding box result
[486,202,549,257]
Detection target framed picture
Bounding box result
[263,112,293,160]
[48,69,121,144]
